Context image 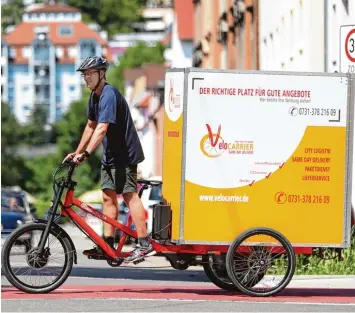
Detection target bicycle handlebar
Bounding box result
[53,159,163,189]
[137,179,162,187]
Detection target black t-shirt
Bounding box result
[88,83,145,167]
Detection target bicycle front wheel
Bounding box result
[1,223,74,293]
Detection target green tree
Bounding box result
[2,0,146,37]
[1,0,24,31]
[65,0,147,36]
[1,102,21,149]
[24,155,60,200]
[55,89,102,190]
[1,102,28,186]
[20,102,56,145]
[107,41,166,93]
[23,89,101,199]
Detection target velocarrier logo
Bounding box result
[200,124,254,158]
[168,79,181,112]
[200,124,224,158]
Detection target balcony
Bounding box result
[33,47,51,65]
[34,96,50,105]
[34,76,50,85]
[146,0,172,8]
[80,48,96,60]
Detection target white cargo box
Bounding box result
[162,68,354,247]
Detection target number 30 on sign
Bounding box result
[340,25,355,73]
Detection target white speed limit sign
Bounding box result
[340,25,355,73]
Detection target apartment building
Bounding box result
[109,0,174,63]
[192,0,259,70]
[1,2,112,124]
[163,0,194,68]
[259,0,355,72]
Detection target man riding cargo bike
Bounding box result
[64,56,155,263]
[2,64,354,298]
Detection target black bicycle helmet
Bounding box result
[76,56,109,72]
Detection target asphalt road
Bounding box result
[3,297,355,312]
[2,225,355,312]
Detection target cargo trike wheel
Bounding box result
[203,255,264,292]
[203,256,239,291]
[226,227,295,297]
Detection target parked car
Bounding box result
[1,188,36,252]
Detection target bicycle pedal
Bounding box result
[133,258,145,265]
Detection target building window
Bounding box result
[69,85,75,92]
[68,46,77,58]
[22,46,31,58]
[23,105,32,116]
[23,86,29,92]
[59,25,73,36]
[81,42,96,59]
[34,49,50,61]
[56,47,64,58]
[217,12,229,45]
[9,47,16,59]
[342,0,349,14]
[192,43,203,67]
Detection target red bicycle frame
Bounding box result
[59,188,314,260]
[58,188,232,257]
[60,188,138,259]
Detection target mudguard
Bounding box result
[34,219,78,264]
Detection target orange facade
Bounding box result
[192,0,259,70]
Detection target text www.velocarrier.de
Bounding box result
[199,194,249,202]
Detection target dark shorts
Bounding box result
[101,164,138,194]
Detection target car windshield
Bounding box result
[1,194,26,213]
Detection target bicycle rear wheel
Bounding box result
[1,223,74,293]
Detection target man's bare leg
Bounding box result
[123,192,147,237]
[82,189,118,255]
[102,189,119,247]
[123,191,155,262]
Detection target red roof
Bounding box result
[3,21,106,46]
[25,3,80,13]
[123,64,168,90]
[174,0,194,40]
[144,64,168,89]
[124,68,145,82]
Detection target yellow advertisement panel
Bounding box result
[181,70,352,247]
[162,70,185,240]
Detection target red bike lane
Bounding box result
[2,284,355,304]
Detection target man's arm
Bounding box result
[75,120,98,154]
[85,122,109,154]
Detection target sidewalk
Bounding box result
[288,275,355,289]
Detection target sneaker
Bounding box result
[83,246,105,257]
[124,244,156,263]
